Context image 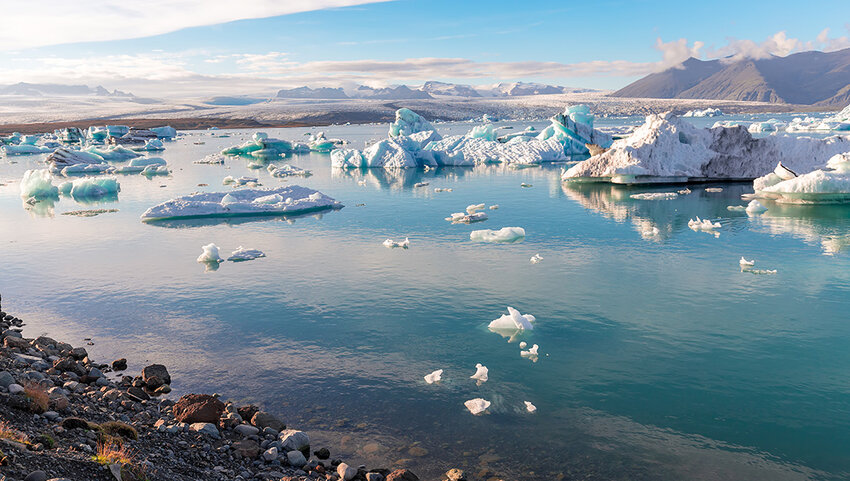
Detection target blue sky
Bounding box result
[1,0,849,97]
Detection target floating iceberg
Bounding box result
[524,401,537,413]
[535,105,613,156]
[705,187,723,193]
[150,126,177,139]
[115,157,167,174]
[388,108,436,137]
[423,136,566,167]
[195,154,226,164]
[58,177,120,199]
[530,253,543,264]
[424,369,443,384]
[464,398,490,415]
[197,243,223,263]
[268,164,311,177]
[520,344,539,361]
[746,200,768,213]
[683,108,723,117]
[470,363,488,383]
[223,176,258,186]
[86,145,140,161]
[488,306,535,332]
[446,211,488,224]
[227,246,266,262]
[1,144,52,155]
[222,133,297,157]
[688,217,721,232]
[467,124,497,141]
[470,227,526,243]
[46,148,112,174]
[739,257,755,267]
[382,237,410,248]
[753,153,850,203]
[434,187,452,193]
[20,169,59,199]
[331,139,418,169]
[140,186,342,222]
[630,192,678,200]
[563,113,850,184]
[131,139,164,152]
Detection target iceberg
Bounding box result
[223,176,258,186]
[140,186,343,222]
[563,113,850,184]
[268,164,311,177]
[530,253,543,264]
[754,153,850,203]
[195,154,226,164]
[524,401,537,413]
[521,183,532,188]
[85,145,140,161]
[488,306,535,332]
[227,246,266,262]
[58,177,120,199]
[222,133,296,157]
[1,144,52,155]
[382,237,410,248]
[20,169,59,199]
[331,139,419,169]
[470,227,526,243]
[131,139,164,152]
[46,148,112,174]
[746,200,768,213]
[467,124,497,141]
[739,257,755,268]
[114,157,167,174]
[683,108,723,117]
[150,126,177,139]
[197,243,223,263]
[630,192,678,200]
[470,364,488,383]
[424,369,443,384]
[535,105,613,156]
[445,211,488,223]
[688,217,721,232]
[464,398,491,415]
[388,108,436,137]
[423,136,566,166]
[520,344,539,361]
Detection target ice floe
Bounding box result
[227,246,266,262]
[424,369,443,384]
[114,157,167,174]
[535,105,613,156]
[683,108,723,117]
[197,243,224,263]
[58,177,120,199]
[470,227,526,243]
[746,200,768,214]
[195,154,226,164]
[268,164,312,177]
[46,148,112,174]
[739,257,755,268]
[382,237,410,248]
[85,145,140,161]
[470,364,488,383]
[445,211,488,224]
[688,217,721,232]
[630,192,678,200]
[753,153,850,204]
[20,169,59,199]
[562,113,850,184]
[488,306,535,332]
[140,186,343,222]
[222,132,301,158]
[524,401,537,413]
[1,144,52,155]
[705,187,723,193]
[520,344,539,361]
[464,398,490,415]
[223,175,258,186]
[530,253,543,264]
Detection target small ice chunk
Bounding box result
[195,154,226,164]
[630,192,678,200]
[489,204,499,210]
[464,398,491,415]
[520,344,539,361]
[521,183,532,188]
[414,182,429,188]
[747,269,778,275]
[727,205,746,211]
[688,217,721,231]
[519,341,528,349]
[524,401,537,413]
[466,203,485,214]
[488,306,535,331]
[740,257,755,267]
[705,187,724,192]
[382,237,410,248]
[470,227,526,243]
[446,211,488,223]
[470,363,488,383]
[678,188,692,195]
[434,187,452,192]
[530,254,543,264]
[197,243,223,263]
[424,369,443,384]
[222,176,236,185]
[227,246,266,262]
[774,162,798,180]
[746,200,768,214]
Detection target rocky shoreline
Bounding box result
[0,295,452,481]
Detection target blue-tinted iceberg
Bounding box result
[388,108,436,137]
[141,186,343,222]
[536,105,613,156]
[470,227,525,243]
[20,169,59,199]
[46,148,113,175]
[150,126,177,139]
[58,177,120,199]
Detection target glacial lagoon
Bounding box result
[2,117,850,480]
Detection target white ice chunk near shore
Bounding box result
[524,401,537,413]
[488,306,535,332]
[382,237,410,248]
[140,186,343,222]
[470,227,526,243]
[464,398,491,415]
[227,246,266,262]
[470,364,488,383]
[424,369,443,384]
[197,243,223,263]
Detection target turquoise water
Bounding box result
[1,119,850,480]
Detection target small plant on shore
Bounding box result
[35,433,55,449]
[99,421,139,441]
[22,382,49,414]
[0,421,29,445]
[93,442,149,481]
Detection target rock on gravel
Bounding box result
[172,393,225,423]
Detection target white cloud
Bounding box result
[0,0,391,50]
[653,38,704,70]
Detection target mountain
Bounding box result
[353,85,432,100]
[276,86,349,99]
[0,82,133,97]
[612,48,850,106]
[421,81,481,97]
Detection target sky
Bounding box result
[1,0,849,98]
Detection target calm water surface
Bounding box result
[1,117,849,480]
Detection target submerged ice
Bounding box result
[469,227,526,243]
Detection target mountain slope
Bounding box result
[612,48,850,106]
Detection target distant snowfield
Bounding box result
[0,92,825,126]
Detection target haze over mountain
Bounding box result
[276,81,596,101]
[0,82,134,97]
[612,48,850,106]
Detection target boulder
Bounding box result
[172,394,224,424]
[232,439,260,458]
[337,463,357,481]
[251,411,285,432]
[141,364,170,385]
[237,404,259,421]
[279,429,309,454]
[286,450,307,467]
[386,469,420,481]
[262,446,278,462]
[234,424,259,437]
[189,422,220,438]
[112,358,127,371]
[0,371,14,388]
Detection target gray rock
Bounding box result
[262,446,279,462]
[279,429,310,453]
[24,471,48,481]
[95,377,109,387]
[337,462,357,481]
[43,411,60,421]
[0,371,14,388]
[89,367,103,378]
[234,424,260,437]
[286,450,307,467]
[189,422,220,439]
[141,364,170,385]
[8,383,24,395]
[251,411,285,432]
[13,353,43,364]
[366,473,384,481]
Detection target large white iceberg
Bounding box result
[488,306,535,332]
[754,153,850,203]
[46,148,113,174]
[388,108,436,137]
[563,113,850,184]
[141,186,343,222]
[470,227,526,243]
[683,108,723,117]
[423,136,566,166]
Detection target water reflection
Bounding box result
[144,210,337,229]
[750,204,850,255]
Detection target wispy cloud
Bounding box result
[0,0,392,50]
